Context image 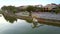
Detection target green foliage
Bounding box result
[26,6,36,12]
[1,6,7,10]
[1,5,60,14]
[25,18,33,23]
[2,14,17,23]
[1,6,18,13]
[34,6,43,11]
[0,10,1,14]
[0,10,2,14]
[54,6,60,13]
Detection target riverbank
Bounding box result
[2,12,60,25]
[2,11,60,21]
[2,13,60,27]
[14,12,60,20]
[32,12,60,20]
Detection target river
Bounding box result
[0,13,60,34]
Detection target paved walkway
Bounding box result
[15,12,60,20]
[32,12,60,20]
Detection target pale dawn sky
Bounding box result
[0,0,60,8]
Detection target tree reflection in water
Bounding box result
[2,13,42,28]
[2,14,17,23]
[2,13,60,28]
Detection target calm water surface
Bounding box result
[0,14,60,34]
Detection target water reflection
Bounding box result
[0,13,60,34]
[2,14,17,23]
[2,13,43,28]
[0,14,2,17]
[1,13,60,28]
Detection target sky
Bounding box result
[0,0,60,8]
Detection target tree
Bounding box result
[26,6,36,16]
[1,6,7,11]
[2,13,17,23]
[54,6,60,13]
[36,7,43,12]
[1,6,18,14]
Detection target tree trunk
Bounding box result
[29,11,32,16]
